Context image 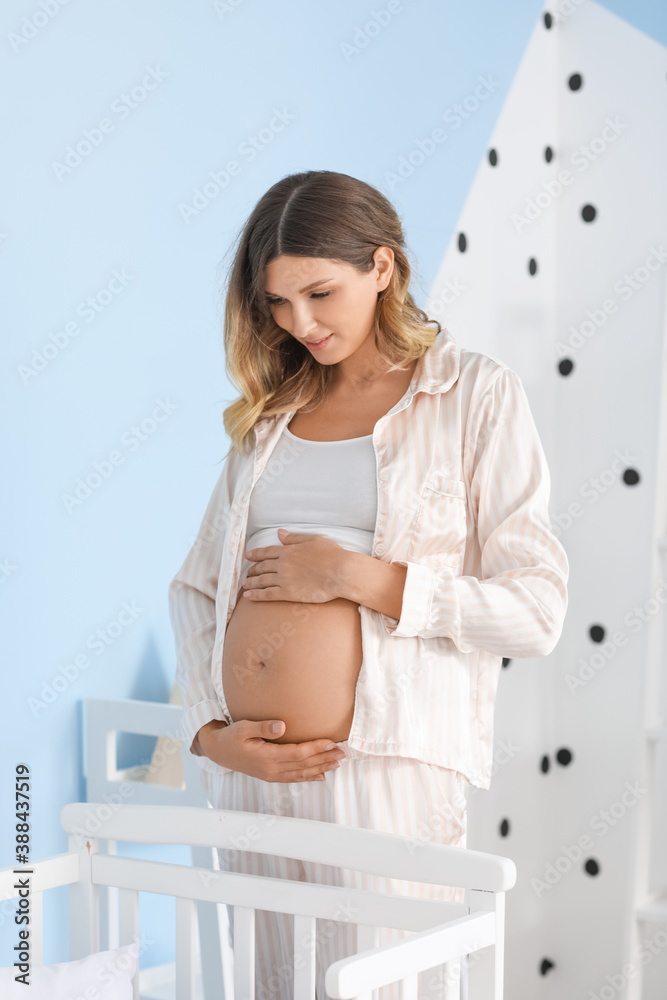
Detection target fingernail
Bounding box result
[271,722,283,733]
[324,742,337,750]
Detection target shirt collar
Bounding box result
[255,326,460,442]
[409,326,460,395]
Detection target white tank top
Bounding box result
[243,422,378,576]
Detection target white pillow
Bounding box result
[0,943,138,999]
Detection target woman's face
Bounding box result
[263,249,394,364]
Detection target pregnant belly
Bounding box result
[220,585,363,744]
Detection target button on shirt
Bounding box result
[168,328,569,790]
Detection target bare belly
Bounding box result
[220,585,363,744]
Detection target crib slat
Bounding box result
[494,891,505,999]
[176,896,197,999]
[399,972,419,999]
[118,888,140,1000]
[31,891,43,966]
[68,834,100,960]
[100,839,119,952]
[356,927,380,1000]
[234,905,256,999]
[293,913,317,999]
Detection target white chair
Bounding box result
[84,695,232,999]
[0,800,517,999]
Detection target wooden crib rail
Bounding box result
[61,801,517,893]
[325,908,498,1000]
[1,846,501,1000]
[1,803,515,998]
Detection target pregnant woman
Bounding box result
[168,170,569,1000]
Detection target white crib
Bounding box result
[0,800,516,999]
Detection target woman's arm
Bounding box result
[342,368,569,658]
[168,451,241,758]
[339,555,408,622]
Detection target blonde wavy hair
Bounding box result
[218,170,441,459]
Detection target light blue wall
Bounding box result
[2,0,665,971]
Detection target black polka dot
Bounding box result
[581,204,597,222]
[544,145,554,163]
[543,12,553,29]
[540,959,555,976]
[458,232,467,252]
[568,72,583,90]
[558,358,573,376]
[501,657,511,669]
[499,818,510,837]
[590,625,605,643]
[585,858,600,876]
[556,748,573,766]
[488,148,498,166]
[540,754,550,774]
[528,258,538,275]
[623,468,640,486]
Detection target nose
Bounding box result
[291,307,320,343]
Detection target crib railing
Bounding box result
[0,801,517,999]
[83,695,231,999]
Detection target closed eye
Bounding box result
[266,291,331,305]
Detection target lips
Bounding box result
[304,334,332,350]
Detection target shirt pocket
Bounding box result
[405,471,468,573]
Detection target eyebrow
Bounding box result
[264,277,334,298]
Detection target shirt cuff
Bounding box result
[181,699,228,758]
[381,560,436,637]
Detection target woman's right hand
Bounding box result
[196,719,346,782]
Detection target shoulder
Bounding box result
[443,348,530,438]
[431,328,522,399]
[458,347,518,393]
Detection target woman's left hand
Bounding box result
[241,529,350,604]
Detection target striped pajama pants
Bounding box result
[200,740,470,1000]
